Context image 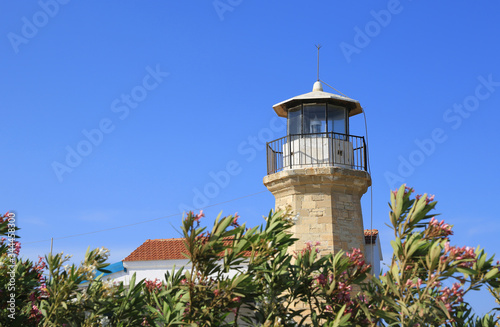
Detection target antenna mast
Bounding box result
[315,44,322,81]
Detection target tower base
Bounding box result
[263,167,371,256]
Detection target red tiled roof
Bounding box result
[124,237,252,262]
[364,229,379,244]
[124,239,187,262]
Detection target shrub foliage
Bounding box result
[1,185,500,326]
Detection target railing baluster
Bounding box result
[266,133,367,174]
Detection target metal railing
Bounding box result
[266,132,367,175]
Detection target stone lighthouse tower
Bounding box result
[263,80,371,256]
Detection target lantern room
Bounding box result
[266,81,367,174]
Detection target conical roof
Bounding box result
[272,81,362,118]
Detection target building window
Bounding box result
[287,103,348,136]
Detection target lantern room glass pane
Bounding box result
[303,104,326,134]
[327,104,347,136]
[288,106,302,136]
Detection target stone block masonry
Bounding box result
[263,167,371,257]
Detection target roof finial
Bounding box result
[315,44,322,81]
[313,44,323,92]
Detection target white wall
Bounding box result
[110,259,248,285]
[365,238,382,276]
[110,259,190,285]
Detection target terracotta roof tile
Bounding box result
[124,237,252,262]
[364,229,379,244]
[124,239,187,262]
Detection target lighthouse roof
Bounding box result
[273,82,362,118]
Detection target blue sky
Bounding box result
[2,0,499,315]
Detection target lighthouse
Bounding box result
[263,80,371,256]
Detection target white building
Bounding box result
[105,230,382,285]
[364,229,383,276]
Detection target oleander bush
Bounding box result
[1,185,500,326]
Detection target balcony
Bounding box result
[266,132,367,175]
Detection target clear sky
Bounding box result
[2,0,499,315]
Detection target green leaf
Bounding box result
[390,238,402,258]
[476,249,487,269]
[484,268,499,280]
[395,184,406,218]
[437,300,452,320]
[456,267,477,275]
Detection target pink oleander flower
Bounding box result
[346,248,370,272]
[392,185,414,197]
[214,289,220,296]
[442,242,476,267]
[416,193,435,203]
[231,213,240,227]
[194,210,204,222]
[357,294,368,304]
[0,212,10,223]
[439,282,464,312]
[232,296,241,303]
[29,303,42,322]
[315,274,327,287]
[405,278,422,289]
[31,304,39,313]
[145,278,163,292]
[427,217,453,238]
[35,263,46,272]
[141,317,151,326]
[430,277,442,288]
[301,241,321,256]
[14,241,21,255]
